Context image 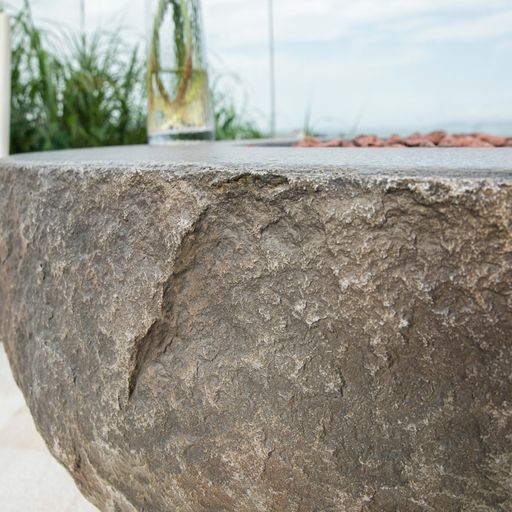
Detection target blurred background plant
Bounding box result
[211,72,264,141]
[9,0,263,154]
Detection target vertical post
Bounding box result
[268,0,276,138]
[0,9,10,157]
[79,0,85,38]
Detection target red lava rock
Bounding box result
[385,134,402,146]
[476,133,508,146]
[295,136,321,148]
[456,136,493,148]
[426,131,447,144]
[403,134,436,147]
[438,136,459,147]
[354,135,380,147]
[319,139,345,147]
[296,132,511,148]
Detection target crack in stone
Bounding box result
[126,206,211,402]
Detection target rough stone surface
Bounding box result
[1,144,512,512]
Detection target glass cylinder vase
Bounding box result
[146,0,214,143]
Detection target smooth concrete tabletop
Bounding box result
[2,143,512,181]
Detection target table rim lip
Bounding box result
[2,143,512,183]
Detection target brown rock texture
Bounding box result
[296,131,512,148]
[0,146,511,512]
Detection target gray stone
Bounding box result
[0,144,512,512]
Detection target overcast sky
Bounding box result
[12,0,512,135]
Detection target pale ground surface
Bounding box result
[0,344,98,512]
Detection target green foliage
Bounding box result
[214,95,264,141]
[10,1,263,153]
[212,75,264,140]
[60,33,146,148]
[10,1,146,153]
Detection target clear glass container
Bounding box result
[146,0,214,143]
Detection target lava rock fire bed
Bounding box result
[295,131,512,148]
[0,144,511,512]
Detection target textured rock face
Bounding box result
[0,146,511,512]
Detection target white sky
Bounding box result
[10,0,512,135]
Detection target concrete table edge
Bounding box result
[1,143,512,181]
[1,142,512,512]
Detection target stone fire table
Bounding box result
[0,144,511,512]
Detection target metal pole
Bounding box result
[80,0,85,37]
[0,10,10,157]
[268,0,276,138]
